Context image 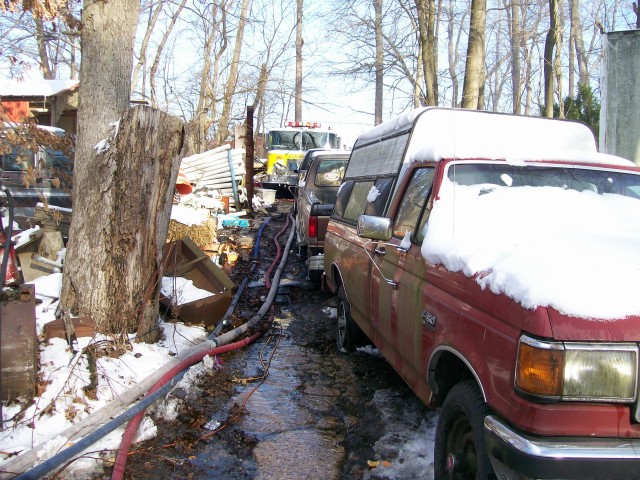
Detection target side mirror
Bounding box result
[357,215,392,241]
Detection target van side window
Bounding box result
[364,177,394,217]
[334,180,355,218]
[393,167,435,240]
[343,180,374,222]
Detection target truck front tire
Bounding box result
[434,380,496,480]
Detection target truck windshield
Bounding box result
[447,163,640,200]
[268,130,340,151]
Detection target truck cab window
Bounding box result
[343,181,374,222]
[393,167,435,240]
[364,177,394,217]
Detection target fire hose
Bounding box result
[8,213,296,480]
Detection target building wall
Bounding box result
[600,30,640,165]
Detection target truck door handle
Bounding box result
[374,246,386,255]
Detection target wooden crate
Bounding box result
[161,237,235,327]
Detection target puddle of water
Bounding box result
[190,328,345,479]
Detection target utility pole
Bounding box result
[245,105,255,211]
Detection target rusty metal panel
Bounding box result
[1,284,37,402]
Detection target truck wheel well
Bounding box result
[429,351,477,407]
[331,265,343,293]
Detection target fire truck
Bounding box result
[261,121,341,190]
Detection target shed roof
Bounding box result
[0,79,79,98]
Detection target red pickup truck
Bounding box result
[324,108,640,479]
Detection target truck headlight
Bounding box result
[515,335,638,402]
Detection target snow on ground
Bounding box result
[363,389,437,480]
[0,273,210,478]
[354,346,437,480]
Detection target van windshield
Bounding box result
[447,163,640,200]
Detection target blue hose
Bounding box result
[209,217,270,338]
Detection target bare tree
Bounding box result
[504,0,523,113]
[249,0,298,137]
[0,4,80,79]
[295,0,303,121]
[374,0,384,123]
[569,0,589,91]
[150,0,188,108]
[217,0,252,144]
[416,0,438,106]
[543,0,559,117]
[461,0,487,109]
[445,0,466,107]
[131,0,166,98]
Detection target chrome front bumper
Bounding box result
[484,415,640,479]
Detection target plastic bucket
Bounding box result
[259,189,277,204]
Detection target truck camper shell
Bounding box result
[344,108,625,214]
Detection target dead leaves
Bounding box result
[367,459,392,469]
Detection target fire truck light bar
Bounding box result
[286,121,321,128]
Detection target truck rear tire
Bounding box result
[434,380,496,480]
[337,286,367,353]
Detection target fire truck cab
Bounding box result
[261,121,341,191]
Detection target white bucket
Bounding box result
[259,188,277,204]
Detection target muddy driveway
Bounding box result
[122,207,439,480]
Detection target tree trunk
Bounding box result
[186,1,228,154]
[216,0,251,145]
[543,0,558,117]
[374,0,383,124]
[416,0,438,106]
[415,44,424,108]
[568,3,575,100]
[61,107,184,341]
[570,0,589,88]
[254,63,269,130]
[61,0,184,343]
[446,0,460,107]
[295,0,303,122]
[461,0,487,109]
[507,0,522,114]
[554,1,564,118]
[35,18,53,78]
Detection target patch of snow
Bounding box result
[322,306,338,319]
[170,204,210,227]
[12,226,41,249]
[0,79,79,97]
[0,273,208,478]
[93,138,109,154]
[357,345,384,357]
[421,180,640,319]
[399,231,412,250]
[362,389,437,480]
[367,185,381,203]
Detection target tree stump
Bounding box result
[61,106,185,342]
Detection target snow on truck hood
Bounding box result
[421,180,640,320]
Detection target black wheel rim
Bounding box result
[445,414,478,479]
